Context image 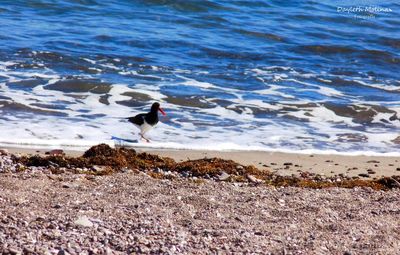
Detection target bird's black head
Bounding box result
[150,102,166,116]
[151,102,160,112]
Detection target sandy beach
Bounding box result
[138,149,400,179]
[0,144,399,254]
[1,170,400,254]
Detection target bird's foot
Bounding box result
[140,134,151,143]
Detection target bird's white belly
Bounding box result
[137,121,153,134]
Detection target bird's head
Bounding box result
[151,102,166,116]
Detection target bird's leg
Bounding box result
[140,133,150,143]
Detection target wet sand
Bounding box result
[4,146,400,178]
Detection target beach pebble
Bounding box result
[57,249,70,255]
[236,165,244,170]
[247,174,262,184]
[61,182,79,189]
[52,204,62,209]
[153,167,162,173]
[0,149,9,155]
[384,177,400,188]
[22,247,36,254]
[92,165,107,173]
[74,216,94,228]
[105,247,114,255]
[218,171,230,181]
[8,247,22,255]
[181,171,190,178]
[46,149,64,156]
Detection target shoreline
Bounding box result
[3,145,400,178]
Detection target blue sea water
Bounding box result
[0,0,399,153]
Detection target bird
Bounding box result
[127,102,166,142]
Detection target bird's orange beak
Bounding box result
[159,108,166,116]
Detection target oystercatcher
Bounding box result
[127,102,166,142]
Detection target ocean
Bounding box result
[0,0,399,154]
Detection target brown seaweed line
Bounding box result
[12,144,400,190]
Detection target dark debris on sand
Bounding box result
[12,144,400,190]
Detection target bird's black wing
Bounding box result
[127,113,146,125]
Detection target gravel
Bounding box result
[0,169,399,254]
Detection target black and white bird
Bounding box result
[127,102,166,142]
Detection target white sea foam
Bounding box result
[119,70,161,79]
[250,68,349,100]
[0,104,398,156]
[82,58,97,64]
[0,61,18,71]
[353,79,400,92]
[308,106,358,126]
[132,84,167,101]
[317,86,345,97]
[2,135,400,157]
[99,63,120,70]
[88,67,102,72]
[0,138,113,151]
[318,78,332,83]
[255,85,296,99]
[0,63,399,156]
[179,77,218,89]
